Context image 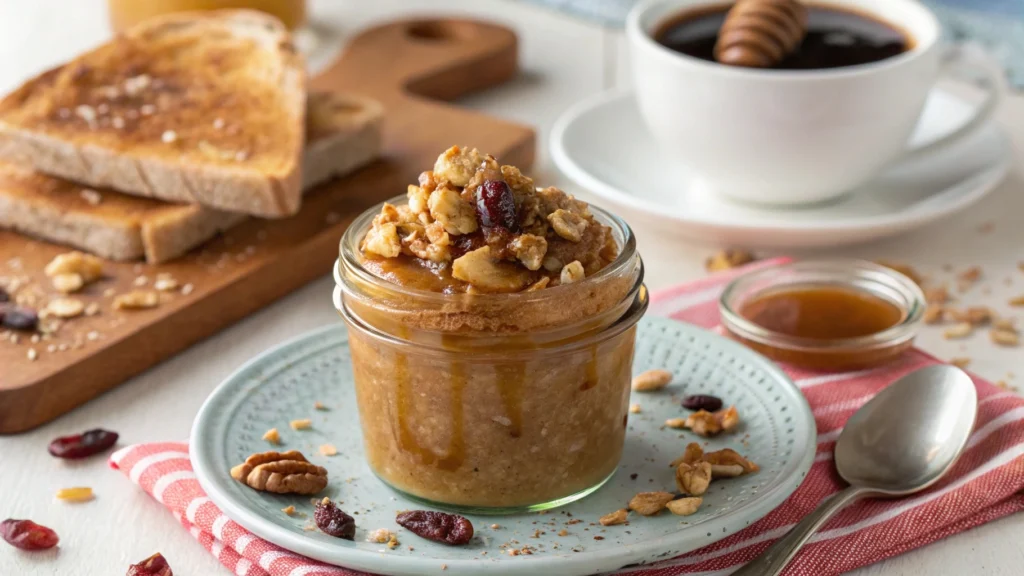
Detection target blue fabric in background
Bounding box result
[517,0,1024,88]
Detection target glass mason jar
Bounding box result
[334,197,647,513]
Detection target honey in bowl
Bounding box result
[720,260,925,370]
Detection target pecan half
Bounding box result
[230,450,327,495]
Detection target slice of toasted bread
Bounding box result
[0,92,383,263]
[0,10,305,217]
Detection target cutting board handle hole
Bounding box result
[406,20,478,42]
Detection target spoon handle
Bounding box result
[732,486,867,576]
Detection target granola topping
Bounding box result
[360,146,618,293]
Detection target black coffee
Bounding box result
[655,4,912,70]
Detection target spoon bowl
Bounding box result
[734,364,978,575]
[836,365,977,496]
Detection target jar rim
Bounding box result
[336,195,639,303]
[719,259,926,353]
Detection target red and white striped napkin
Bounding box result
[109,258,1024,576]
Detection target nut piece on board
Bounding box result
[230,450,328,495]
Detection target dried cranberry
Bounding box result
[396,510,474,546]
[314,499,355,540]
[1,519,59,551]
[682,394,723,412]
[48,428,119,459]
[127,552,173,576]
[449,233,487,259]
[476,180,518,232]
[1,305,37,331]
[127,552,172,575]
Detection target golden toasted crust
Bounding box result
[0,92,383,263]
[0,9,305,217]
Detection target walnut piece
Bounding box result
[113,290,159,310]
[990,329,1020,347]
[433,145,483,187]
[452,247,532,293]
[510,234,548,271]
[703,448,760,476]
[685,410,722,436]
[363,221,402,258]
[46,297,85,319]
[675,461,712,496]
[628,491,675,516]
[230,450,328,495]
[685,406,741,436]
[428,186,478,235]
[560,261,585,285]
[665,497,702,516]
[45,251,104,283]
[548,209,588,242]
[51,273,84,294]
[632,369,672,392]
[943,322,973,340]
[948,306,992,326]
[670,442,705,468]
[599,508,629,526]
[717,405,740,432]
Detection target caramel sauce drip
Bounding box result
[394,333,466,471]
[740,285,903,340]
[715,0,808,67]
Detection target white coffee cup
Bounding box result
[627,0,1003,205]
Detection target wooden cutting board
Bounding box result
[0,19,535,434]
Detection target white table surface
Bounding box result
[1,0,1022,574]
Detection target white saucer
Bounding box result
[551,87,1011,248]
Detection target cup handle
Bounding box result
[901,44,1004,161]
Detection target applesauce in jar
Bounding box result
[334,146,646,512]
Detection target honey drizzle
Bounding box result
[394,330,466,471]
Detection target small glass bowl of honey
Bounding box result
[720,260,926,370]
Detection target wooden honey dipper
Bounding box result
[714,0,808,68]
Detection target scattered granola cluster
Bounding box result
[599,442,758,526]
[361,146,618,293]
[2,253,196,363]
[881,262,1020,352]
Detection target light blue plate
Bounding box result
[191,317,815,576]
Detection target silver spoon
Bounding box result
[733,365,977,576]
